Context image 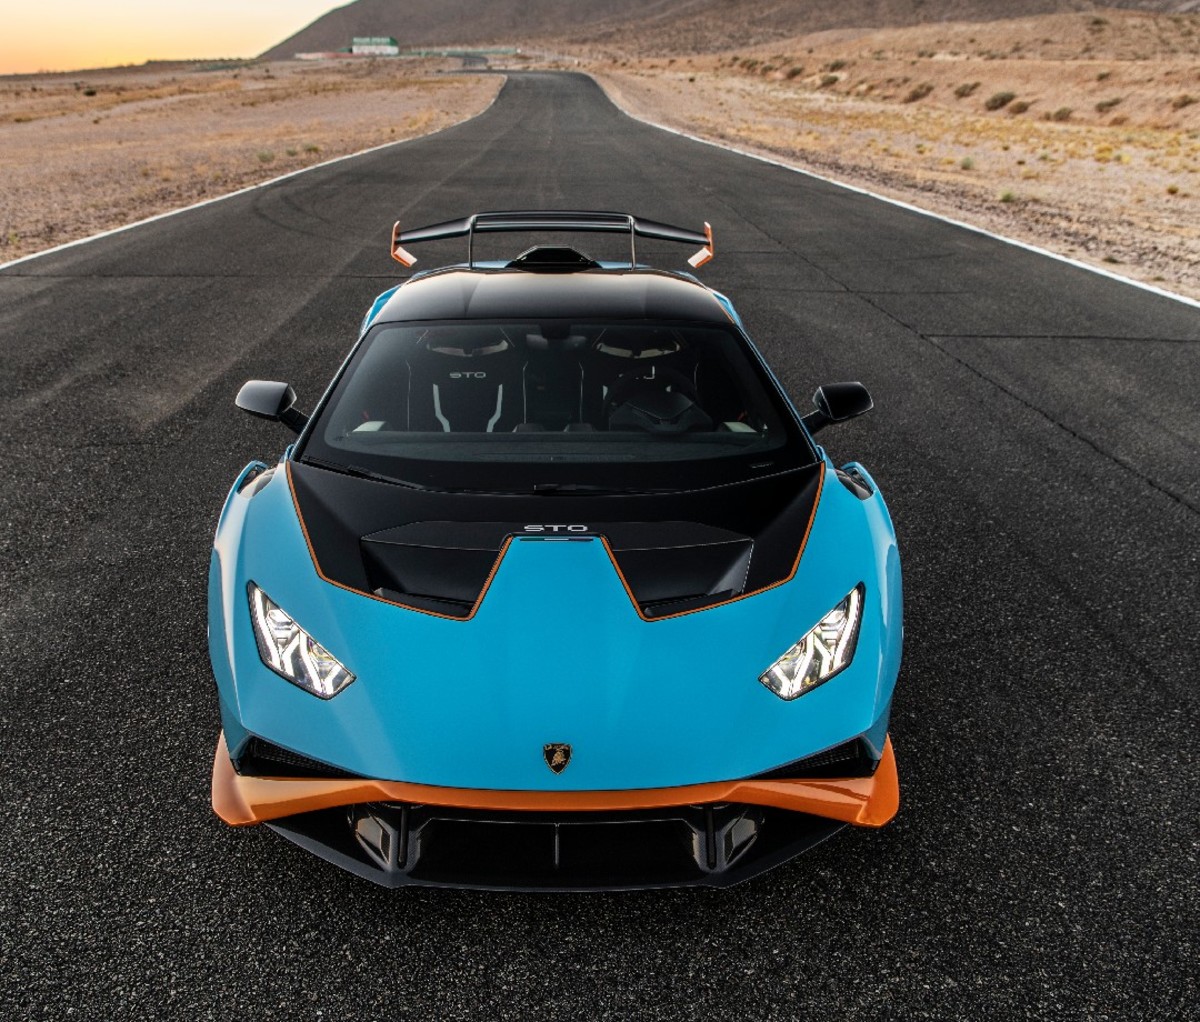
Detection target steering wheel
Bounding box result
[605,366,712,433]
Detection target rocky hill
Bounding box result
[262,0,1200,59]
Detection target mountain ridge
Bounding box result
[262,0,1200,60]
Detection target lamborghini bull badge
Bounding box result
[543,743,572,774]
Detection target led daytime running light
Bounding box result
[759,585,864,700]
[248,584,355,699]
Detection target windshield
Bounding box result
[298,319,815,493]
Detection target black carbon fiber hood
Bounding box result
[288,461,823,619]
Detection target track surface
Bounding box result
[2,73,1197,1020]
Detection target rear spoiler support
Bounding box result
[390,210,713,269]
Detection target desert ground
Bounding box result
[0,59,500,262]
[2,11,1198,299]
[578,10,1200,298]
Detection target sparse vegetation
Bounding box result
[256,150,275,163]
[586,10,1200,294]
[8,10,1200,297]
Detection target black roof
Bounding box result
[376,268,731,324]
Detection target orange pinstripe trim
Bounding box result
[285,460,510,622]
[212,732,898,829]
[287,459,825,623]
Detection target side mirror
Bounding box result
[801,381,873,435]
[236,380,308,435]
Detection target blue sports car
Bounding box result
[208,211,902,889]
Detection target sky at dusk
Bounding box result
[1,1,340,75]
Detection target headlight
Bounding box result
[759,585,864,700]
[248,584,355,699]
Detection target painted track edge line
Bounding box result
[0,74,506,273]
[593,76,1200,311]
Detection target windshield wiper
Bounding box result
[300,456,435,491]
[301,461,670,496]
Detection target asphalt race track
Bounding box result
[2,73,1197,1020]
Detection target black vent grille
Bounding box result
[235,737,357,779]
[751,738,878,781]
[268,802,845,890]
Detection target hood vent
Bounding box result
[605,523,753,618]
[362,522,503,619]
[359,520,752,620]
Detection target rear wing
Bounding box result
[390,210,714,270]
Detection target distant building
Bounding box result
[351,37,400,56]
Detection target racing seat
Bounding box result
[406,329,525,432]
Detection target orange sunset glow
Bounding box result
[1,1,337,74]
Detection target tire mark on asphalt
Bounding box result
[713,200,1200,517]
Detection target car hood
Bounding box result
[209,458,901,789]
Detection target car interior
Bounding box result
[328,322,775,440]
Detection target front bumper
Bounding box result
[212,732,899,890]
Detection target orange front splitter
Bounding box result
[212,732,899,829]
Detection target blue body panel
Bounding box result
[208,453,901,791]
[360,285,400,334]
